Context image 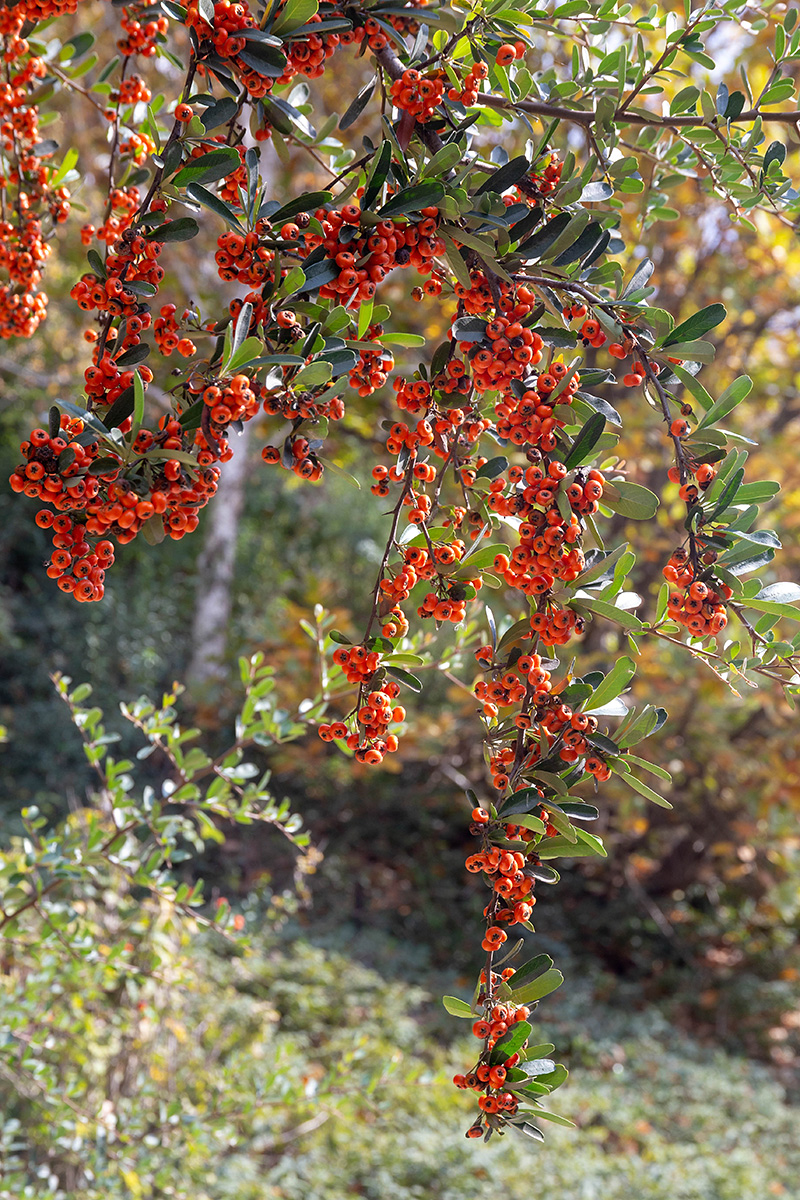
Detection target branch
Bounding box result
[479,91,800,128]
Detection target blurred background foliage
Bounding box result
[1,1,800,1195]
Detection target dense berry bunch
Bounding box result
[117,0,168,56]
[663,549,730,637]
[391,68,445,122]
[0,7,71,337]
[307,203,445,305]
[3,0,791,1147]
[318,647,403,762]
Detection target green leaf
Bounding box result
[585,657,636,712]
[293,361,333,388]
[319,458,361,488]
[377,333,427,347]
[572,598,644,632]
[622,771,673,809]
[129,370,144,443]
[450,544,510,578]
[185,183,244,229]
[534,1062,569,1090]
[663,303,726,346]
[574,828,607,857]
[563,412,606,470]
[269,190,333,224]
[669,362,714,411]
[384,665,423,692]
[271,0,319,34]
[657,339,716,364]
[743,583,800,622]
[708,467,745,521]
[616,705,662,749]
[623,754,671,781]
[528,1107,576,1128]
[511,813,547,834]
[148,217,200,242]
[173,147,242,188]
[490,1020,532,1063]
[537,836,606,858]
[601,480,659,520]
[442,995,474,1018]
[51,145,78,187]
[422,143,463,178]
[696,375,753,431]
[378,182,445,218]
[574,542,630,587]
[227,337,264,375]
[734,481,780,504]
[510,968,563,1005]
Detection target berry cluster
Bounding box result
[473,646,610,784]
[516,152,564,201]
[319,647,404,763]
[447,59,489,105]
[0,6,71,337]
[466,825,536,925]
[306,203,445,306]
[390,68,445,122]
[71,225,163,407]
[117,1,169,57]
[9,403,231,599]
[663,550,730,637]
[348,325,395,398]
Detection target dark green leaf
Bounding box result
[475,455,508,479]
[452,316,489,342]
[113,344,151,367]
[378,182,445,218]
[237,43,288,77]
[148,217,200,242]
[475,154,531,196]
[339,77,376,129]
[490,1020,532,1064]
[384,665,423,692]
[173,147,242,188]
[516,211,571,259]
[508,953,553,990]
[269,190,333,224]
[664,303,726,346]
[551,220,605,266]
[563,412,606,470]
[86,248,106,278]
[199,96,239,130]
[185,182,244,229]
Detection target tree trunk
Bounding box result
[187,421,251,687]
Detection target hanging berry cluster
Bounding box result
[5,0,800,1148]
[0,1,72,337]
